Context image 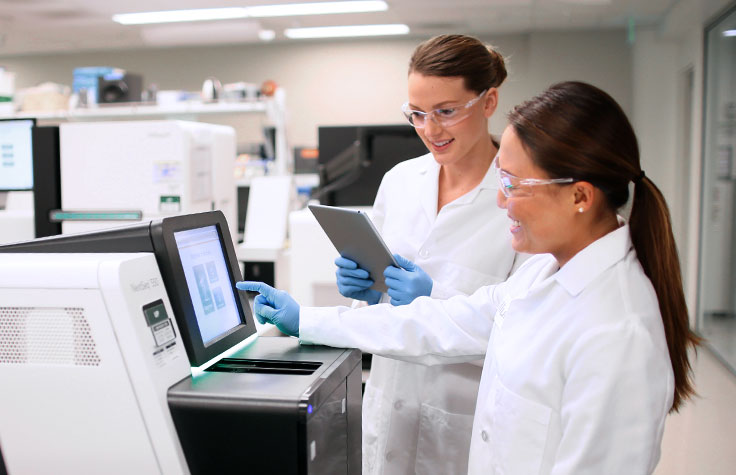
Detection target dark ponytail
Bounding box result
[628,174,699,411]
[508,81,699,412]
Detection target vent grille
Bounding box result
[0,307,101,366]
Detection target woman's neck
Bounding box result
[437,137,496,210]
[555,212,621,268]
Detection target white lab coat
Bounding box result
[359,153,522,474]
[300,224,675,475]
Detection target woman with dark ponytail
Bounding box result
[240,81,698,473]
[506,81,698,412]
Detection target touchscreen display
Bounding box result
[174,225,241,344]
[0,119,34,191]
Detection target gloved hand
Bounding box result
[384,254,433,306]
[236,281,300,337]
[335,256,382,305]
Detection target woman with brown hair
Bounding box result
[240,80,698,473]
[332,34,524,474]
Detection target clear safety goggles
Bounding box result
[492,154,575,197]
[401,89,487,129]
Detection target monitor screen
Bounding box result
[317,125,427,206]
[174,225,242,345]
[0,119,35,191]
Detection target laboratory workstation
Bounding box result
[1,1,736,474]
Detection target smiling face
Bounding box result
[407,73,496,168]
[495,126,586,264]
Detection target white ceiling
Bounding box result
[0,0,679,56]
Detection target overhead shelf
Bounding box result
[10,88,292,176]
[12,100,269,121]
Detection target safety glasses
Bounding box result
[492,155,575,197]
[401,89,487,129]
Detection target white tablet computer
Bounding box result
[308,204,399,293]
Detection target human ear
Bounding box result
[572,181,595,213]
[483,88,499,118]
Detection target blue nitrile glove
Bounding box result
[236,281,300,337]
[335,256,382,305]
[383,254,433,306]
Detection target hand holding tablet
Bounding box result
[308,204,399,293]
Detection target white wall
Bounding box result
[632,28,680,226]
[1,31,632,148]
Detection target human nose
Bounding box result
[497,189,508,209]
[423,112,444,136]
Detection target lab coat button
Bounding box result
[419,248,429,258]
[481,430,489,442]
[385,451,394,462]
[393,400,403,410]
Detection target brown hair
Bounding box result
[409,34,507,94]
[507,81,699,412]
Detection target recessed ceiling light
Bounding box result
[259,30,276,41]
[247,1,387,17]
[557,0,611,4]
[113,8,248,25]
[723,29,736,37]
[284,24,410,39]
[113,1,388,25]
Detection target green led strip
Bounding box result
[49,210,143,222]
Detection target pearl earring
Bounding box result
[578,207,584,213]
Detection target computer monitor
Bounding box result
[0,119,60,237]
[0,210,256,366]
[236,185,249,238]
[173,225,242,345]
[0,118,35,191]
[261,125,276,160]
[317,124,428,206]
[32,125,61,238]
[154,213,256,364]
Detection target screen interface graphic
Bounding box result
[0,119,34,190]
[174,225,241,344]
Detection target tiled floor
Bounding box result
[654,346,736,474]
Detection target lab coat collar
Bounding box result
[553,224,633,296]
[417,153,499,218]
[418,154,440,222]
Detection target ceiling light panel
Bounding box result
[246,1,388,17]
[284,24,410,39]
[114,1,389,25]
[113,8,248,25]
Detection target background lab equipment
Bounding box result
[0,211,362,475]
[237,174,293,288]
[96,71,143,103]
[316,124,427,206]
[57,120,237,239]
[0,118,61,244]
